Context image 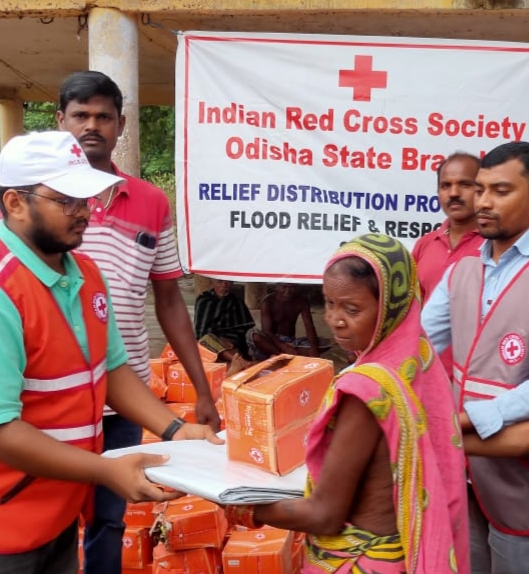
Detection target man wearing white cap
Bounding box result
[0,131,221,573]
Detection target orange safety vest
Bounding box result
[0,241,109,554]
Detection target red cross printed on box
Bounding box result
[339,55,388,102]
[70,143,83,158]
[499,333,526,365]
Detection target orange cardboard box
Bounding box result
[122,527,153,569]
[215,396,226,431]
[166,362,227,403]
[166,401,198,423]
[222,354,333,432]
[150,357,173,382]
[142,427,161,444]
[158,495,228,551]
[161,342,218,364]
[222,355,332,474]
[148,371,167,400]
[292,531,306,573]
[226,415,313,475]
[124,501,157,528]
[152,543,222,574]
[222,527,294,574]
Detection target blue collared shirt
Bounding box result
[422,228,529,439]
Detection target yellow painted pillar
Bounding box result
[0,95,24,149]
[88,8,140,177]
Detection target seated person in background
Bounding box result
[194,279,255,374]
[249,283,322,359]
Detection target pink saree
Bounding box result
[303,234,469,574]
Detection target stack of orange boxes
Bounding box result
[121,500,158,572]
[150,495,227,572]
[159,343,227,404]
[222,526,299,574]
[77,347,322,572]
[222,354,334,475]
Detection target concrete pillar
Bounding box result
[0,95,24,148]
[88,8,140,177]
[245,283,267,310]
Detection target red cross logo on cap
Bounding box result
[339,55,388,102]
[70,143,83,158]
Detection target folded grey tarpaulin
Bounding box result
[103,431,306,505]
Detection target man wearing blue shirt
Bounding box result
[422,141,529,574]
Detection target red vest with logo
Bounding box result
[450,255,529,534]
[0,241,108,553]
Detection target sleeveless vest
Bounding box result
[0,241,108,553]
[450,255,529,534]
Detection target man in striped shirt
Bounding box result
[57,71,220,574]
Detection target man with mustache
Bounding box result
[0,131,221,573]
[56,71,220,574]
[412,152,482,304]
[422,141,529,573]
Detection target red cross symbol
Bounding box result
[339,55,388,102]
[70,143,83,158]
[97,298,107,314]
[507,340,520,357]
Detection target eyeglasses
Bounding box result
[16,190,89,216]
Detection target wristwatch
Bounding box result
[161,417,186,441]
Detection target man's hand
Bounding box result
[100,453,185,503]
[195,395,221,432]
[463,422,529,457]
[173,422,224,444]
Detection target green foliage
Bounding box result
[139,105,175,179]
[23,102,57,132]
[148,172,176,223]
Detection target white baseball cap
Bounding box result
[0,131,124,198]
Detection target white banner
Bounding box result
[175,32,529,282]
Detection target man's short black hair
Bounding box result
[481,141,529,180]
[58,71,123,115]
[436,152,480,187]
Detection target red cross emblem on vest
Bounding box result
[499,333,526,366]
[339,55,388,102]
[92,292,108,323]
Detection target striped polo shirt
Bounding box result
[76,164,182,388]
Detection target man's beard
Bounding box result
[29,208,86,254]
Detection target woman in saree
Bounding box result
[225,234,469,574]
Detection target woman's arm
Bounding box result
[251,394,382,535]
